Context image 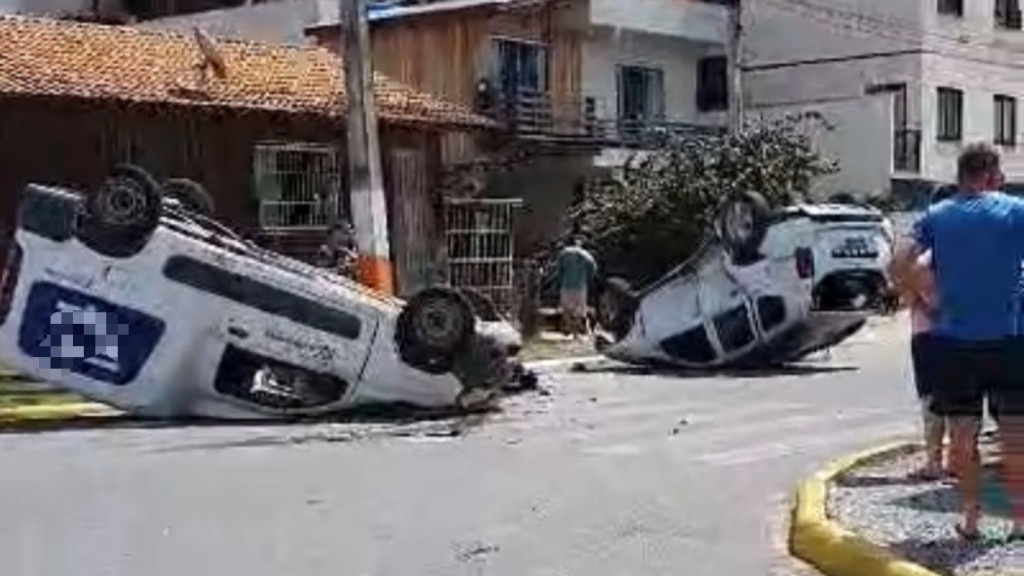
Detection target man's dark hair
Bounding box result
[957,143,1001,186]
[930,183,958,205]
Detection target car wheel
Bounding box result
[162,178,215,217]
[77,164,162,258]
[597,277,638,340]
[396,287,475,374]
[715,191,771,264]
[459,287,503,322]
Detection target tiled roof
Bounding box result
[0,15,494,128]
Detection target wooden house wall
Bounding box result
[0,97,446,295]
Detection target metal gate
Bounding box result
[444,198,522,316]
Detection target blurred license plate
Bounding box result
[831,236,878,259]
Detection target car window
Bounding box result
[713,305,755,353]
[756,296,786,333]
[660,324,717,363]
[163,255,362,340]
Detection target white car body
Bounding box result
[0,183,520,419]
[599,202,892,368]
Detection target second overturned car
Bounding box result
[596,192,894,368]
[0,165,523,419]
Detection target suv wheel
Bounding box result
[715,191,771,264]
[77,164,162,258]
[395,287,475,374]
[162,178,215,217]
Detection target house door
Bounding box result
[388,148,435,297]
[444,198,522,316]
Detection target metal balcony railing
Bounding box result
[477,88,725,147]
[893,128,921,173]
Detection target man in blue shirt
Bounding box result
[890,143,1024,540]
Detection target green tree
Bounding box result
[569,114,837,284]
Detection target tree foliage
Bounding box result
[568,114,838,284]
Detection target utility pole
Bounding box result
[340,0,393,294]
[727,0,745,133]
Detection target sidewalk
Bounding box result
[827,437,1020,576]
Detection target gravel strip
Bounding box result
[827,443,1024,575]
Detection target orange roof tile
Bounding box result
[0,15,494,128]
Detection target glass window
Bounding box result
[996,94,1018,147]
[937,87,963,142]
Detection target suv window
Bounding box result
[756,296,786,333]
[660,325,716,363]
[713,305,755,353]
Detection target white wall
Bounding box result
[918,51,1024,183]
[583,27,725,125]
[751,96,893,200]
[137,0,326,45]
[588,0,729,44]
[745,0,925,66]
[0,0,120,15]
[741,0,1024,196]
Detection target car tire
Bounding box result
[459,287,503,322]
[395,287,475,374]
[598,277,639,340]
[715,191,771,264]
[163,178,215,217]
[77,164,162,258]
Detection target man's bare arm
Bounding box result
[887,237,926,295]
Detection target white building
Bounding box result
[0,0,120,16]
[745,0,1024,203]
[140,0,732,146]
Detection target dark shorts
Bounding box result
[910,333,941,399]
[927,336,1024,418]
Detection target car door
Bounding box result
[696,261,760,363]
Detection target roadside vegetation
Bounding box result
[569,114,838,284]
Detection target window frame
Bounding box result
[616,64,667,122]
[995,94,1018,147]
[696,55,729,113]
[938,0,964,17]
[996,0,1023,29]
[491,37,549,95]
[252,141,343,231]
[936,87,964,142]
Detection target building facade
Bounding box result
[305,0,731,249]
[745,0,1024,203]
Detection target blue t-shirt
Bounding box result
[913,191,1024,341]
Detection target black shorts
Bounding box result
[910,333,940,400]
[928,336,1024,418]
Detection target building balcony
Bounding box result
[477,88,724,149]
[588,0,730,44]
[893,128,921,173]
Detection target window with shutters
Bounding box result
[937,87,963,142]
[996,95,1018,147]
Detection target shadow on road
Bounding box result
[0,399,510,438]
[574,362,859,379]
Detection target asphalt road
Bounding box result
[0,315,921,576]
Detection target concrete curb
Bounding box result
[0,402,120,425]
[789,441,942,576]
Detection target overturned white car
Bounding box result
[0,166,523,419]
[596,192,893,368]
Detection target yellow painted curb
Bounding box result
[0,402,120,425]
[789,441,942,576]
